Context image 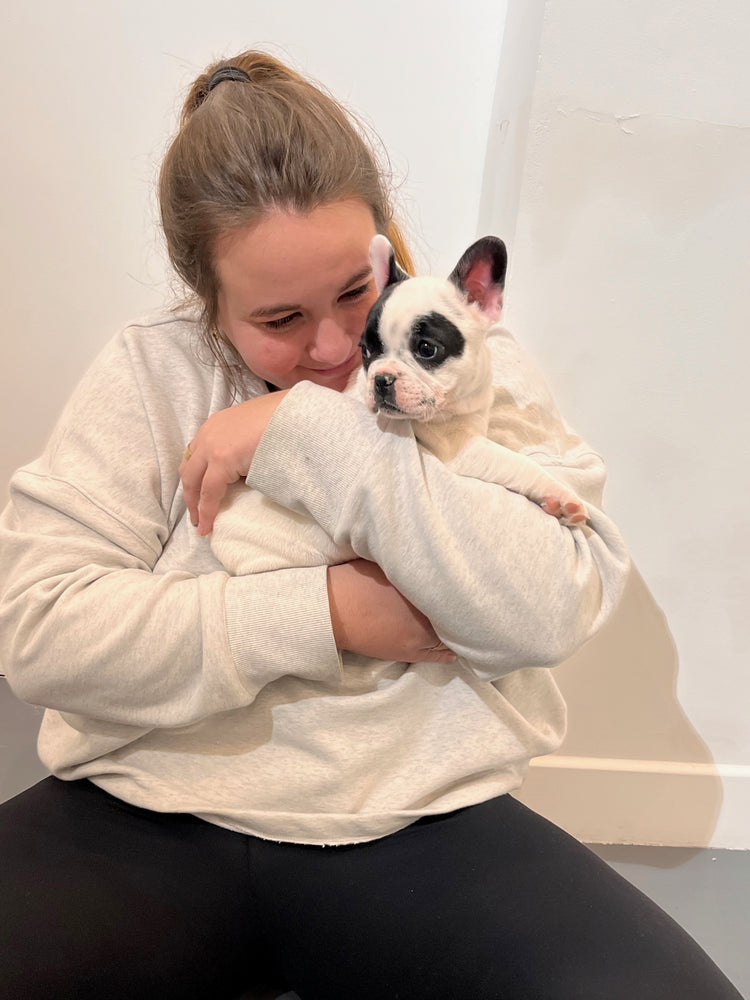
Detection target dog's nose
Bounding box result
[374,372,396,398]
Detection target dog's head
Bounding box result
[360,235,507,421]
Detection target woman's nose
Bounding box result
[308,318,354,365]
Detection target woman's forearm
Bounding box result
[326,559,455,663]
[0,480,341,728]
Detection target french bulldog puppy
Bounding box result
[359,235,588,521]
[211,236,588,577]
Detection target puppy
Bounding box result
[357,235,588,522]
[211,236,587,577]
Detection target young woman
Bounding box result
[0,51,743,1000]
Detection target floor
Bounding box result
[2,681,748,997]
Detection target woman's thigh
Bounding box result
[0,777,275,1000]
[254,795,743,1000]
[3,781,743,1000]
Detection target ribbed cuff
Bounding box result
[224,564,343,693]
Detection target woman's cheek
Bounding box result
[256,338,303,383]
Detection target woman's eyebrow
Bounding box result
[247,267,373,319]
[249,301,302,319]
[338,266,373,293]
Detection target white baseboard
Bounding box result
[513,754,750,850]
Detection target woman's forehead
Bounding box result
[215,200,377,305]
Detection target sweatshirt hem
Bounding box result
[85,771,528,847]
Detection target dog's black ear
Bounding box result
[369,235,410,295]
[448,236,507,322]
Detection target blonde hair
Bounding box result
[159,50,414,380]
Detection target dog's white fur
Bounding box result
[211,237,587,577]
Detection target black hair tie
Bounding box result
[206,65,251,93]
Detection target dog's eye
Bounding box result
[416,340,438,360]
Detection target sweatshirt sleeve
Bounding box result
[246,328,631,681]
[0,321,341,730]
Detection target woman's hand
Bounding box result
[327,559,456,663]
[180,391,290,536]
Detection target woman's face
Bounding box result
[214,199,380,391]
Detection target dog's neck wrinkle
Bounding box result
[413,409,489,464]
[414,376,493,462]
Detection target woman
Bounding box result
[0,51,743,1000]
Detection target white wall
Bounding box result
[505,0,750,848]
[0,0,508,494]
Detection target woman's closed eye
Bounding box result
[262,282,371,331]
[264,312,301,330]
[339,281,371,302]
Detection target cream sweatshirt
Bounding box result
[0,308,630,844]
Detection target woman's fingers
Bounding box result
[180,447,240,535]
[196,465,236,536]
[179,391,290,535]
[178,449,203,527]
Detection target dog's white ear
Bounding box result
[369,234,409,295]
[448,236,507,322]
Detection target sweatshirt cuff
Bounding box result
[224,564,342,691]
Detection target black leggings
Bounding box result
[0,777,743,1000]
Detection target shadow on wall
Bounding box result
[515,564,723,851]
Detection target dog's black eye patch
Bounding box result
[409,313,464,370]
[360,284,404,369]
[360,302,387,372]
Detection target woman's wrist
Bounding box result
[326,561,365,651]
[326,560,454,664]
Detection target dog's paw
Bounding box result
[540,495,589,527]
